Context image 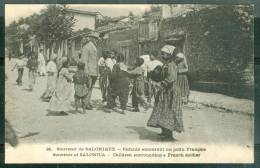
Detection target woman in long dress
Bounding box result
[147,45,184,141]
[38,49,46,76]
[48,60,73,113]
[41,56,58,102]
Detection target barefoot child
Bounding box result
[73,62,89,114]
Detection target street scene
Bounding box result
[5,4,254,163]
[5,58,254,145]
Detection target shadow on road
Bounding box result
[22,88,33,92]
[125,126,161,142]
[92,99,104,111]
[46,110,68,116]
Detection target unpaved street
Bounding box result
[5,59,254,146]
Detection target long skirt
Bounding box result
[132,80,146,108]
[48,81,73,112]
[177,74,190,98]
[28,70,37,90]
[41,74,57,101]
[147,85,184,133]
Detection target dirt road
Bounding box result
[5,59,254,146]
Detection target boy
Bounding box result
[106,53,130,114]
[73,62,89,114]
[27,52,38,91]
[128,57,148,112]
[12,54,26,86]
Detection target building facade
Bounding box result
[65,9,98,31]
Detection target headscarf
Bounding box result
[161,45,176,55]
[176,52,184,59]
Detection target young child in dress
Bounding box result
[73,62,89,114]
[128,57,148,112]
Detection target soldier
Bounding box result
[80,34,99,110]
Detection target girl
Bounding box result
[38,49,46,76]
[147,45,184,141]
[176,52,190,104]
[73,62,89,114]
[41,56,58,102]
[48,59,73,113]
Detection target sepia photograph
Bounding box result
[4,4,254,163]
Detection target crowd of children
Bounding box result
[9,43,189,141]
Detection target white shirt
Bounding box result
[147,60,163,72]
[140,54,151,77]
[112,58,117,65]
[16,59,25,68]
[98,57,105,66]
[46,61,57,73]
[105,58,115,71]
[38,53,45,64]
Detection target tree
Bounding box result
[150,5,161,12]
[6,5,76,58]
[96,16,112,28]
[31,5,76,57]
[6,19,31,57]
[5,21,20,57]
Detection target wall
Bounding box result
[102,6,254,99]
[106,26,139,65]
[160,5,254,99]
[73,13,96,31]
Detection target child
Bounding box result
[176,52,190,104]
[73,62,89,114]
[106,53,130,114]
[26,52,38,91]
[128,57,148,112]
[41,56,58,102]
[12,54,26,86]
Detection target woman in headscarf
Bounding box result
[48,58,73,113]
[176,52,190,104]
[41,55,58,102]
[147,45,184,141]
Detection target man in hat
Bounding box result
[80,35,99,110]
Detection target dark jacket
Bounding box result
[27,57,38,71]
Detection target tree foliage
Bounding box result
[6,4,76,56]
[96,16,112,28]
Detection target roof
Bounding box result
[65,9,99,16]
[67,28,93,39]
[96,22,132,34]
[110,16,128,22]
